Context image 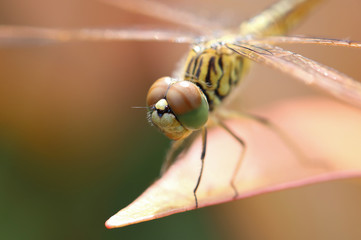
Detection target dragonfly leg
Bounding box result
[161,131,201,175]
[193,127,207,208]
[218,109,327,170]
[242,113,315,168]
[217,120,246,199]
[161,138,186,175]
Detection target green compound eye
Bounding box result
[166,81,209,130]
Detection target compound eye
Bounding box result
[167,81,209,130]
[146,77,174,107]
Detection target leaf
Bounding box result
[105,97,361,228]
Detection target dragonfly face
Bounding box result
[146,40,247,140]
[146,76,209,140]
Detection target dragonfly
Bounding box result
[1,0,361,208]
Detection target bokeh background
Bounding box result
[0,0,360,239]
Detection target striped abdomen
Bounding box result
[183,45,246,110]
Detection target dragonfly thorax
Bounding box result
[183,44,247,110]
[146,77,209,140]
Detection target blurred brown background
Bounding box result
[0,0,360,239]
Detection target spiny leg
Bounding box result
[242,113,318,168]
[161,138,186,175]
[244,113,309,163]
[218,109,325,169]
[193,127,207,208]
[218,120,246,199]
[160,131,200,175]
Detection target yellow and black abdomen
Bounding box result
[183,45,246,110]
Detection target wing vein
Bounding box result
[227,42,361,108]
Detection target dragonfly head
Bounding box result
[146,77,209,140]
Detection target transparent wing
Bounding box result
[226,42,361,108]
[0,25,198,46]
[99,0,220,34]
[246,36,361,48]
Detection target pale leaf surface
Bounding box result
[106,97,361,228]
